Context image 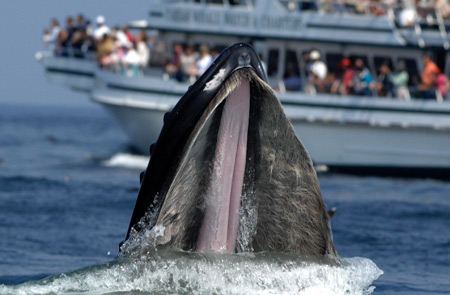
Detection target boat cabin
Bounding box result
[128,0,450,100]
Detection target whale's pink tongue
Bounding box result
[197,80,250,252]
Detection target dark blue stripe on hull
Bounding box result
[46,68,95,78]
[326,165,450,180]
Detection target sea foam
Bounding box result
[0,251,383,295]
[102,153,149,170]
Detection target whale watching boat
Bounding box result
[36,0,450,178]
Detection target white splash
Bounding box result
[0,252,383,295]
[102,153,149,170]
[204,68,227,91]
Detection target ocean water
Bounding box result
[0,103,449,294]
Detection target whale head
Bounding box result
[121,43,337,259]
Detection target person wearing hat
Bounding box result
[330,58,354,95]
[94,15,110,41]
[307,50,328,93]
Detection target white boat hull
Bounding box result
[292,120,450,172]
[89,71,450,178]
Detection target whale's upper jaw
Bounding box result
[124,43,266,241]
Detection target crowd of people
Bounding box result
[43,13,449,100]
[286,0,450,27]
[288,50,448,100]
[164,43,221,82]
[42,14,151,77]
[42,14,222,79]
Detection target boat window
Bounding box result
[267,49,280,77]
[284,49,300,78]
[325,53,344,75]
[229,0,252,6]
[205,0,224,4]
[397,58,419,86]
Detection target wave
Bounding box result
[102,153,149,170]
[0,251,383,295]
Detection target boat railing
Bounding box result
[434,6,450,49]
[53,45,96,61]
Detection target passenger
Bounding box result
[43,18,61,51]
[93,15,110,41]
[369,0,386,16]
[115,26,132,48]
[284,67,302,91]
[391,61,410,100]
[417,53,440,99]
[354,0,368,14]
[123,25,135,44]
[65,17,76,43]
[135,33,150,70]
[165,43,184,81]
[180,44,200,82]
[189,44,212,78]
[113,32,128,66]
[429,0,450,19]
[75,14,87,31]
[397,1,416,27]
[376,63,394,97]
[70,27,87,58]
[123,43,141,77]
[436,73,448,100]
[42,29,52,46]
[353,58,375,96]
[95,33,115,69]
[55,29,70,57]
[306,50,328,93]
[321,73,337,93]
[82,21,96,55]
[331,58,355,95]
[85,20,94,39]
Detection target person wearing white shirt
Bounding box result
[93,15,110,41]
[123,44,141,77]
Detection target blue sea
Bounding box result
[0,102,449,294]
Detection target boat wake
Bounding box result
[0,251,383,295]
[102,153,149,170]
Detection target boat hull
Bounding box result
[292,120,450,178]
[91,77,450,178]
[38,54,450,178]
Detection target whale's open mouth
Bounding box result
[154,69,260,253]
[122,43,337,258]
[196,78,250,252]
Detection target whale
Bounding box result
[121,43,338,259]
